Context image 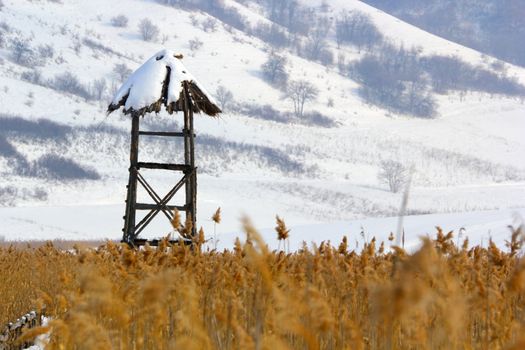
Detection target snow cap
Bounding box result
[108,49,221,117]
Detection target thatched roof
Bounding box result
[107,49,221,117]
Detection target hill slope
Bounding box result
[0,0,523,240]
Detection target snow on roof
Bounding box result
[107,49,221,117]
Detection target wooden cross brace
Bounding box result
[133,170,188,236]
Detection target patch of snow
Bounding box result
[1,199,523,252]
[111,49,217,113]
[20,317,50,350]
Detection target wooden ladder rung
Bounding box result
[138,131,195,137]
[137,162,191,171]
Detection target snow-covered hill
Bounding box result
[0,0,523,242]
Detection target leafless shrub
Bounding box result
[91,78,107,100]
[113,63,132,82]
[337,52,346,73]
[21,69,42,85]
[110,15,128,28]
[10,38,34,66]
[189,14,199,26]
[38,44,54,60]
[72,41,81,55]
[0,22,9,48]
[253,22,289,48]
[50,71,91,100]
[34,154,100,180]
[138,18,159,42]
[215,85,233,111]
[261,52,288,87]
[202,18,217,32]
[189,37,203,51]
[319,49,334,66]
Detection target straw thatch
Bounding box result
[107,50,221,117]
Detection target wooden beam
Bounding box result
[136,203,187,211]
[139,131,195,137]
[137,162,190,171]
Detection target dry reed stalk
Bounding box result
[1,223,525,349]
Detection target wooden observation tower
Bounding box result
[107,50,221,246]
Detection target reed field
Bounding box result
[2,218,525,349]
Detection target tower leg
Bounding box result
[123,113,140,244]
[189,107,197,236]
[183,83,197,237]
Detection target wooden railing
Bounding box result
[0,311,43,350]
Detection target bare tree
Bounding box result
[303,16,331,61]
[138,19,159,42]
[285,80,319,117]
[215,85,234,111]
[378,160,407,193]
[261,52,288,87]
[336,11,383,51]
[113,63,132,82]
[91,78,107,100]
[254,22,289,48]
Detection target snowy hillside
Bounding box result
[0,0,524,243]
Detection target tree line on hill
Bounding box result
[363,0,525,68]
[2,0,524,120]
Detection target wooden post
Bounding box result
[123,113,140,244]
[190,103,197,237]
[182,82,197,237]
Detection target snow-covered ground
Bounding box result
[1,202,523,252]
[0,0,524,248]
